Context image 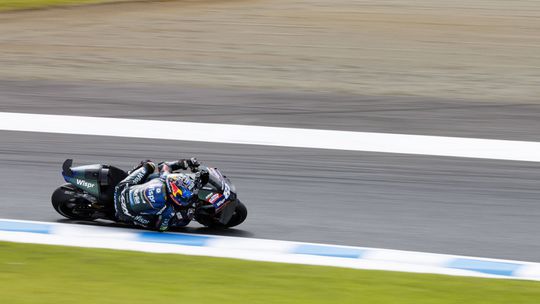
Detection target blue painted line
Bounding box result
[447,258,522,277]
[293,244,365,259]
[138,232,210,247]
[0,220,51,234]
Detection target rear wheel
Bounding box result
[51,184,96,220]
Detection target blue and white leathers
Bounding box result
[114,162,176,231]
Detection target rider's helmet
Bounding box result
[165,174,196,207]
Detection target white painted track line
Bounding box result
[1,219,539,281]
[1,112,540,162]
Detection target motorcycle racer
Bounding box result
[113,158,205,231]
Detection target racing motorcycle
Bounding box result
[51,159,247,229]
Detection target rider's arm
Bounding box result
[119,161,157,186]
[159,158,199,173]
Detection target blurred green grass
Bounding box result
[0,241,539,303]
[0,0,119,11]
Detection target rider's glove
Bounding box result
[187,157,200,169]
[179,158,200,170]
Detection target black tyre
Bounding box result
[225,200,247,228]
[195,200,247,228]
[51,184,94,220]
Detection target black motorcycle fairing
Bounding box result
[62,159,127,204]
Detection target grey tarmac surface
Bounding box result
[1,81,540,261]
[1,130,539,262]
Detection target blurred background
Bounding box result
[1,0,539,100]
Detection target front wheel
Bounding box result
[195,200,248,228]
[51,184,96,220]
[224,200,247,228]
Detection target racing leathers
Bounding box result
[113,160,197,231]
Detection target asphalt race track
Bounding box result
[1,80,539,262]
